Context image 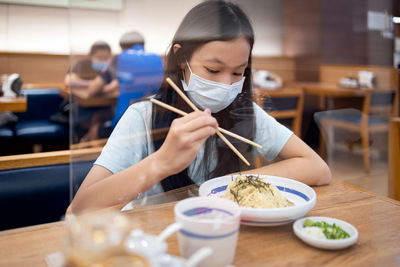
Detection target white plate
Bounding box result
[293,216,358,250]
[198,174,316,226]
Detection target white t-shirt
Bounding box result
[94,100,293,208]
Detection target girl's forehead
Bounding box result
[191,37,250,66]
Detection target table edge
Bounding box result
[332,179,400,206]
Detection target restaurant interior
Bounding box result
[0,0,399,266]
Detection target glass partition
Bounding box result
[0,0,398,259]
[0,0,397,233]
[67,0,299,212]
[67,0,398,214]
[68,0,207,207]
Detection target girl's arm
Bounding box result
[241,134,332,186]
[68,109,218,214]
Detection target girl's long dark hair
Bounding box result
[151,0,256,192]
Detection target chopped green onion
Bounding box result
[303,219,350,239]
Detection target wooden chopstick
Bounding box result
[151,98,187,116]
[216,128,262,149]
[150,98,262,149]
[166,77,199,111]
[165,78,251,166]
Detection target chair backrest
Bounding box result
[369,90,397,116]
[358,89,397,129]
[254,87,304,137]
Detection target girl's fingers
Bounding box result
[187,125,217,142]
[173,111,218,133]
[176,110,216,125]
[168,118,216,148]
[203,108,212,115]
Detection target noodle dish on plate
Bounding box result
[199,174,316,226]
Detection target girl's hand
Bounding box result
[154,109,218,177]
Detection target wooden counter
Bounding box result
[59,86,117,108]
[0,180,399,266]
[0,96,27,112]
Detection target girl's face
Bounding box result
[184,36,250,85]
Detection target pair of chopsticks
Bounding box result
[149,77,262,166]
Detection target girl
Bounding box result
[69,0,331,213]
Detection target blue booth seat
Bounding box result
[0,112,17,144]
[0,126,14,141]
[15,120,68,143]
[0,126,16,156]
[13,89,68,145]
[0,160,92,230]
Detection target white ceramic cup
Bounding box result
[174,197,241,267]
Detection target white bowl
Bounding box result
[198,174,316,226]
[293,216,358,250]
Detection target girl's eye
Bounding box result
[205,67,219,74]
[233,72,243,77]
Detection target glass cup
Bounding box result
[64,210,151,267]
[174,197,241,267]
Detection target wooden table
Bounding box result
[22,83,64,90]
[0,96,27,112]
[59,86,117,108]
[298,82,367,110]
[0,180,399,266]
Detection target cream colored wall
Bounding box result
[0,5,7,52]
[0,4,69,54]
[68,0,202,55]
[0,0,284,56]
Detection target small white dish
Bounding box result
[293,216,358,250]
[199,174,316,226]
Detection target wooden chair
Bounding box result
[254,87,304,137]
[314,89,398,173]
[253,87,304,168]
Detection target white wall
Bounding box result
[68,0,201,55]
[0,4,8,51]
[0,3,69,54]
[0,0,284,56]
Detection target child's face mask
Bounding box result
[181,61,245,113]
[91,60,109,72]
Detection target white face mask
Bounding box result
[181,62,245,113]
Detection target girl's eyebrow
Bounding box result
[205,57,248,68]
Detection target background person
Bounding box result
[62,41,114,142]
[86,31,164,140]
[64,41,112,87]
